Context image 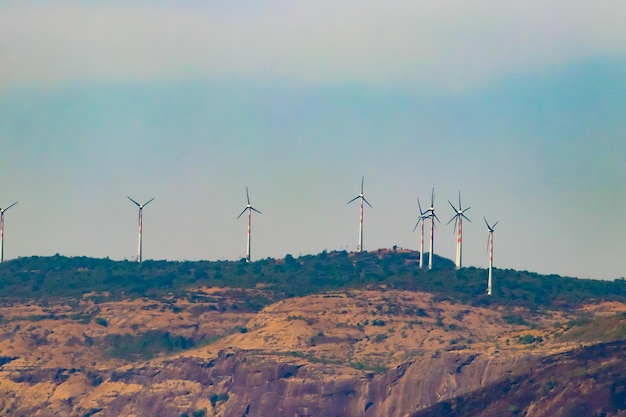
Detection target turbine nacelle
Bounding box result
[0,202,18,214]
[127,196,155,209]
[447,191,471,232]
[424,188,440,222]
[484,217,499,233]
[347,176,372,208]
[413,196,434,232]
[237,187,262,219]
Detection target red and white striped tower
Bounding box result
[447,191,471,270]
[420,219,425,268]
[426,188,439,270]
[358,197,364,251]
[429,215,435,269]
[0,202,17,263]
[484,218,498,296]
[246,207,252,262]
[487,227,493,294]
[128,197,155,263]
[347,176,372,253]
[413,197,428,268]
[138,207,143,262]
[237,187,262,262]
[456,215,463,269]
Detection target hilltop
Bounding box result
[0,250,625,416]
[1,249,625,308]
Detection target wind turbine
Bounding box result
[484,217,498,296]
[127,197,155,263]
[347,176,372,253]
[413,197,429,268]
[236,187,262,262]
[425,188,440,269]
[447,191,471,269]
[0,202,17,263]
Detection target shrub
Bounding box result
[94,317,108,327]
[519,334,542,344]
[209,392,229,407]
[373,333,388,343]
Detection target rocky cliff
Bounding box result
[0,288,623,416]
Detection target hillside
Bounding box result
[0,250,625,416]
[2,249,625,308]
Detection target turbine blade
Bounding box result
[458,190,461,210]
[413,219,421,232]
[447,200,457,212]
[361,176,364,194]
[4,202,18,212]
[363,197,373,208]
[431,187,435,206]
[127,196,140,207]
[462,213,471,222]
[447,214,457,225]
[492,221,499,229]
[464,206,471,212]
[236,207,248,219]
[143,197,155,207]
[433,213,441,223]
[347,196,360,204]
[483,216,490,229]
[417,197,424,215]
[251,207,262,214]
[246,187,251,205]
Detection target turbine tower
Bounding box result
[447,191,471,269]
[0,202,17,263]
[484,217,498,296]
[425,188,440,269]
[127,197,155,263]
[347,176,372,252]
[236,187,262,262]
[413,197,429,268]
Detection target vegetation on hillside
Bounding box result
[0,249,625,311]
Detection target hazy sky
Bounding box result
[1,1,625,280]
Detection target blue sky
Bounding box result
[0,1,625,279]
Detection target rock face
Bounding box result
[0,289,623,416]
[412,341,626,417]
[0,349,535,417]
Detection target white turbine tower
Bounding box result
[413,197,429,268]
[347,176,372,253]
[447,191,471,269]
[0,202,17,263]
[484,217,498,296]
[425,188,440,269]
[127,197,155,263]
[236,187,262,262]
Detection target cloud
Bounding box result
[1,1,626,92]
